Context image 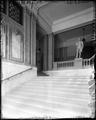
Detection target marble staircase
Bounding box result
[2,68,93,118]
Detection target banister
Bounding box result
[54,54,95,69]
[89,54,95,61]
[56,59,74,69]
[83,54,95,62]
[2,67,32,81]
[57,59,74,63]
[82,54,95,67]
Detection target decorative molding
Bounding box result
[38,10,52,26]
[17,1,49,19]
[17,1,51,34]
[38,15,52,34]
[52,7,94,33]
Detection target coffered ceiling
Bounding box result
[38,1,93,26]
[18,1,94,34]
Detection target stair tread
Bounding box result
[3,103,90,118]
[3,95,89,105]
[3,97,90,113]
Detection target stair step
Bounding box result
[23,80,89,86]
[8,93,89,101]
[31,79,89,81]
[25,79,89,83]
[3,96,90,114]
[3,101,90,118]
[17,83,89,90]
[2,103,51,118]
[12,87,89,96]
[18,87,89,94]
[34,77,90,80]
[22,82,89,87]
[5,92,90,103]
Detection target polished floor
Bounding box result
[2,68,93,118]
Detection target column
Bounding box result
[23,7,27,64]
[48,33,53,70]
[52,34,54,68]
[43,35,48,70]
[24,8,31,65]
[31,13,36,67]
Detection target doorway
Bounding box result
[36,38,44,72]
[36,24,44,72]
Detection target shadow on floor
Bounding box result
[37,71,49,76]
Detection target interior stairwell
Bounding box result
[2,68,93,118]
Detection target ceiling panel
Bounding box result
[39,1,93,24]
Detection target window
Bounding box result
[1,0,7,14]
[9,27,24,62]
[9,1,23,25]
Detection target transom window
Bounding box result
[9,1,23,25]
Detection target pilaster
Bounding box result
[48,33,53,70]
[43,35,48,70]
[31,13,36,67]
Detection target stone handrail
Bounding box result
[82,54,95,67]
[89,54,95,61]
[53,54,95,69]
[2,68,33,81]
[53,60,74,69]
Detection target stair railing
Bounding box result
[2,68,32,81]
[54,54,95,69]
[82,54,95,67]
[56,60,74,69]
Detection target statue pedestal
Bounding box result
[74,58,82,68]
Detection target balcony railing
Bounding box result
[53,60,74,69]
[53,54,95,69]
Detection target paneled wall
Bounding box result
[1,0,36,66]
[1,1,37,80]
[1,1,24,63]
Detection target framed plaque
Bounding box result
[9,27,24,62]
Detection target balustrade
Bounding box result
[82,55,95,67]
[53,54,95,69]
[54,60,74,69]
